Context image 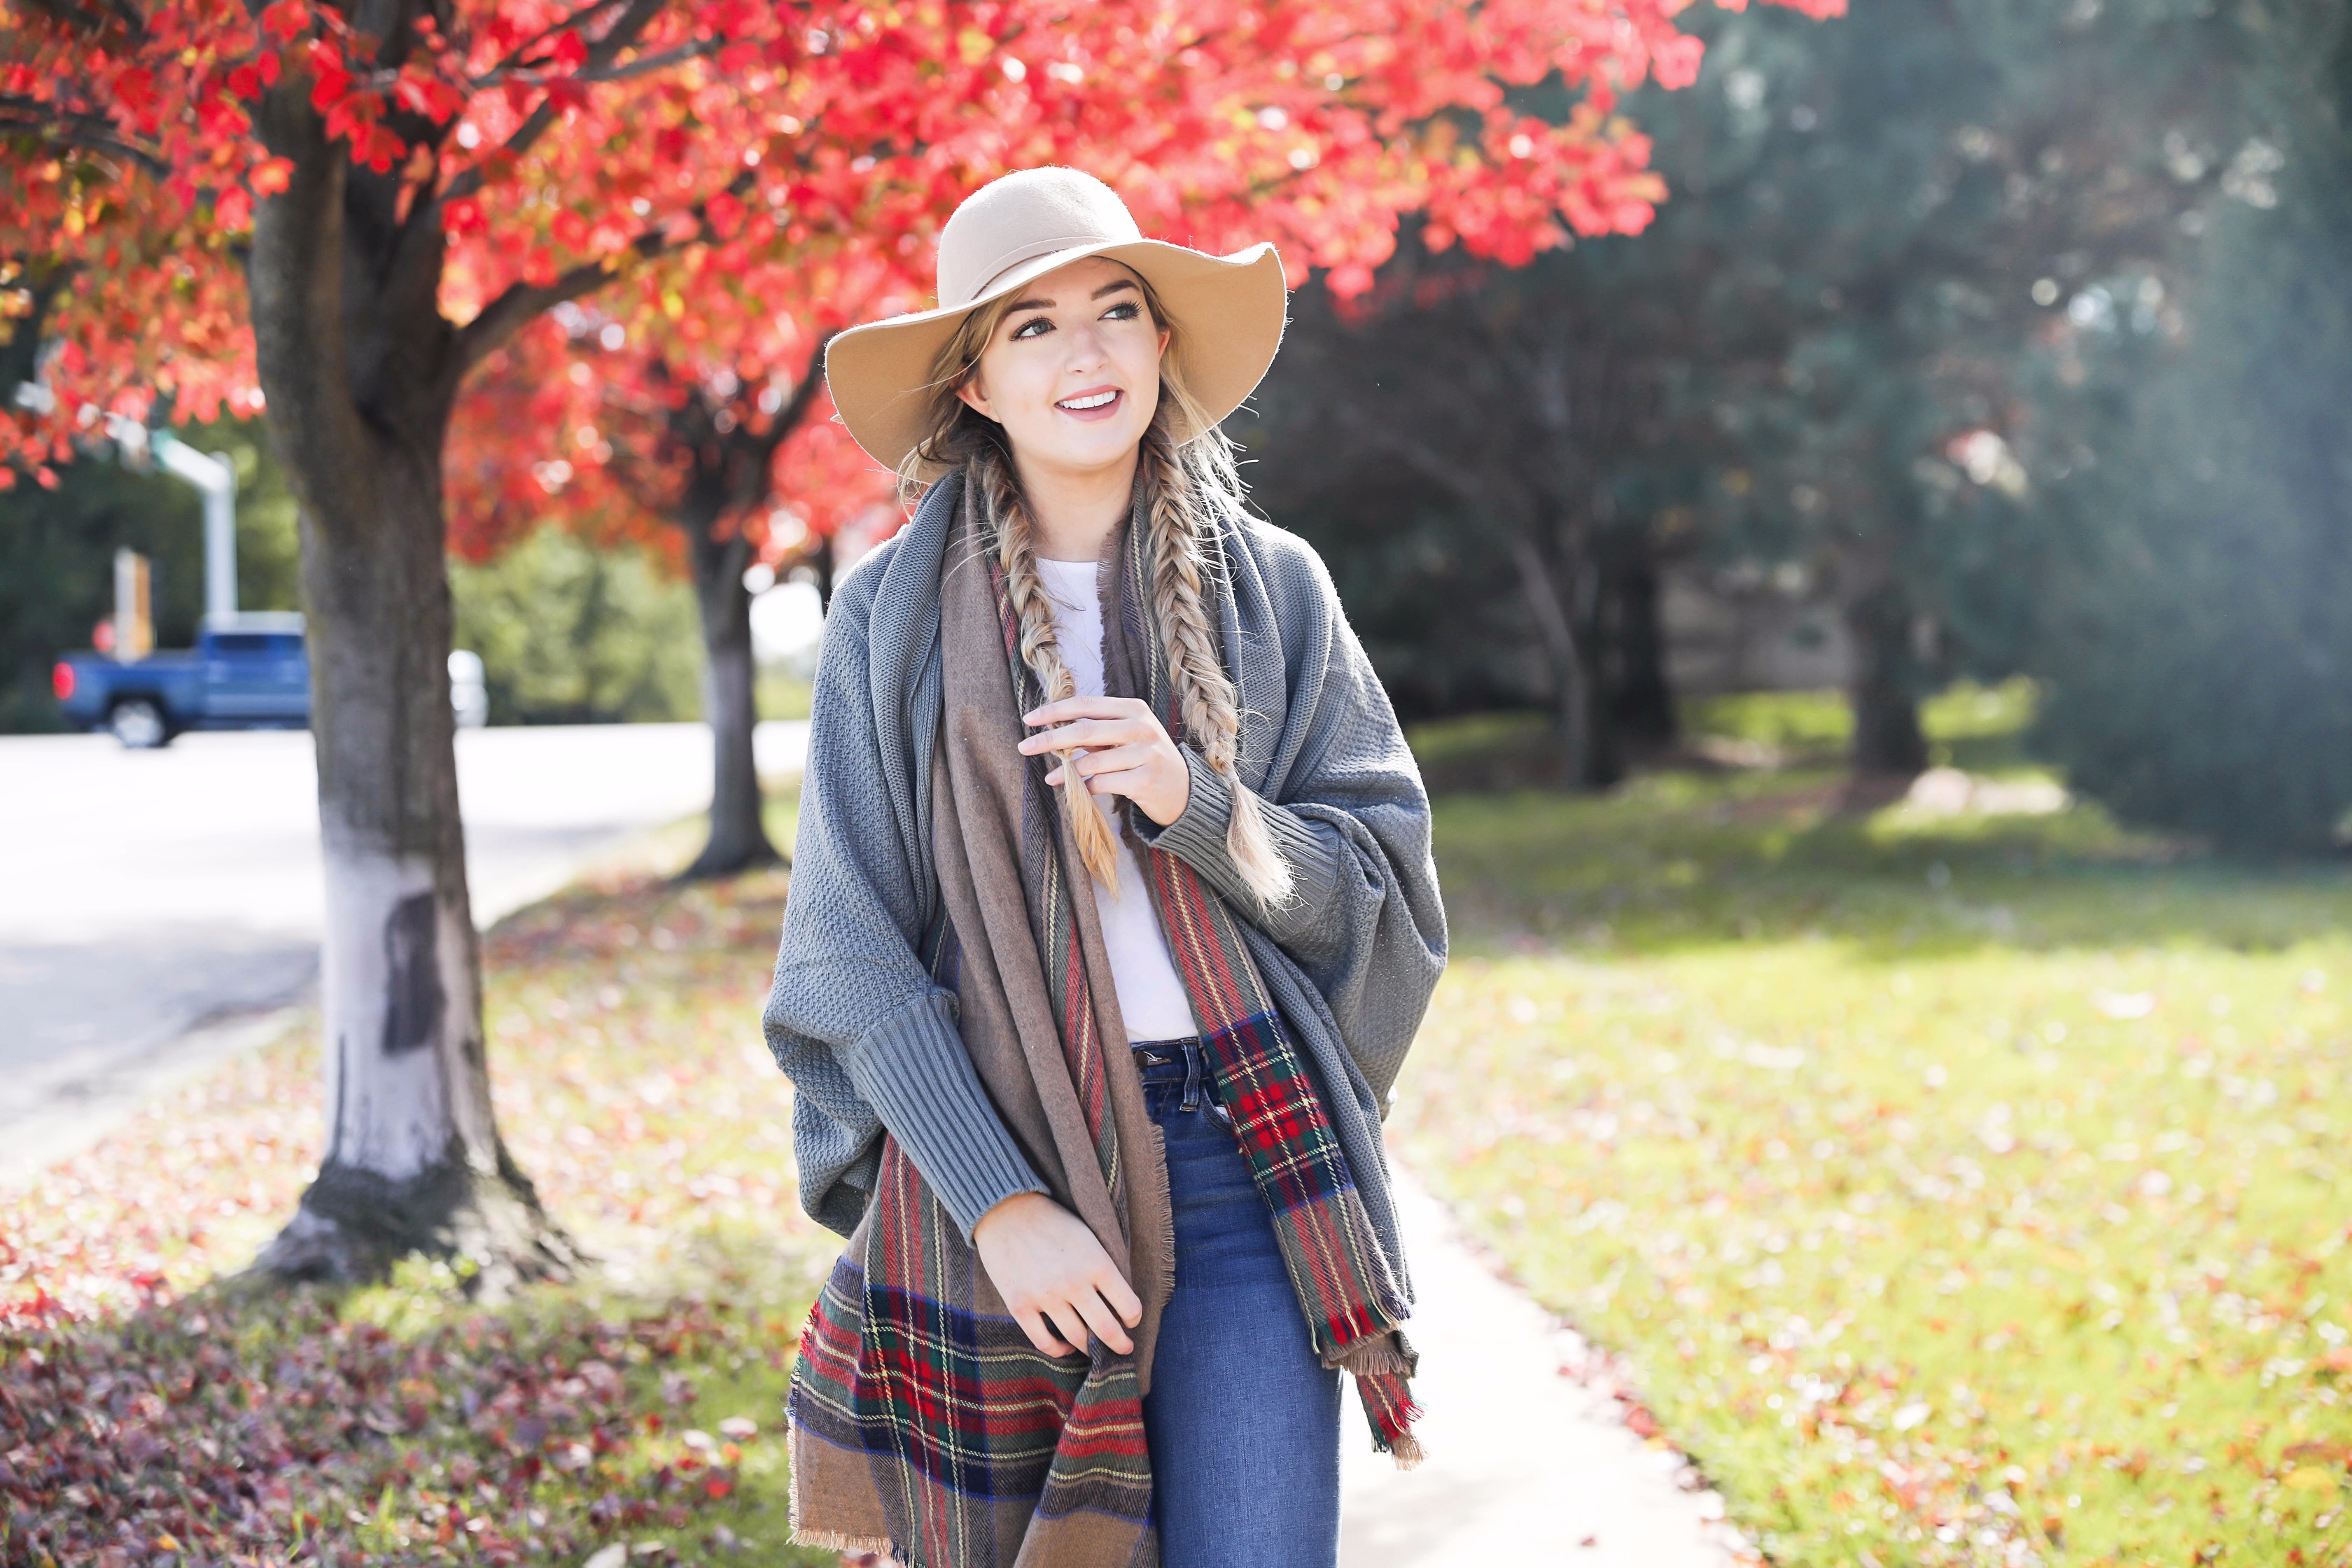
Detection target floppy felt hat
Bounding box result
[823,166,1289,481]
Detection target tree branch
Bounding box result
[442,0,669,201]
[0,101,169,175]
[16,0,146,41]
[577,36,719,84]
[457,253,632,369]
[470,0,634,80]
[455,167,755,368]
[745,332,837,470]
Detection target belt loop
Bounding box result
[1180,1035,1203,1113]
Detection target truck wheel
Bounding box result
[109,697,172,750]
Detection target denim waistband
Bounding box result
[1130,1036,1232,1126]
[1129,1035,1203,1080]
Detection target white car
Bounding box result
[448,649,489,728]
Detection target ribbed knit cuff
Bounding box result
[1135,747,1343,939]
[840,990,1049,1241]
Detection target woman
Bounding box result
[764,166,1448,1568]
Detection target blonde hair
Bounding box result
[898,271,1293,909]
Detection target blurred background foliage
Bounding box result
[5,0,2348,849]
[1246,0,2352,850]
[447,526,703,727]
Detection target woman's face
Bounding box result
[954,255,1170,482]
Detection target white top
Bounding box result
[1032,556,1201,1043]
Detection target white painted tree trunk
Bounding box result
[316,846,478,1180]
[244,59,575,1294]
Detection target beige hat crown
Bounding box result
[937,168,1145,308]
[824,166,1289,480]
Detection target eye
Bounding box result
[1103,301,1140,321]
[1011,316,1051,339]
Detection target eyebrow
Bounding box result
[1002,279,1141,316]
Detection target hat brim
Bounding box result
[823,239,1287,482]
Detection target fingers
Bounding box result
[1101,1269,1144,1329]
[1018,716,1152,756]
[1025,696,1147,727]
[1073,1285,1135,1356]
[1043,743,1158,788]
[1012,1308,1077,1359]
[974,1194,1144,1363]
[1013,1283,1140,1359]
[1070,742,1160,778]
[1073,765,1152,799]
[1042,1299,1094,1357]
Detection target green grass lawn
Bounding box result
[1396,700,2352,1567]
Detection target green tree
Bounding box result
[1627,0,2220,774]
[1253,1,2224,784]
[2029,1,2352,852]
[447,527,702,727]
[1248,233,1702,788]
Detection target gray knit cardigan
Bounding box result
[761,470,1448,1298]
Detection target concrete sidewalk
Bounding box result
[1339,1169,1761,1567]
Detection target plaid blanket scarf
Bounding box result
[786,487,1420,1568]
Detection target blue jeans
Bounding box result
[1132,1037,1342,1568]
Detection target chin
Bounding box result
[1025,421,1155,475]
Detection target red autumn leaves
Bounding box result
[4,0,1842,493]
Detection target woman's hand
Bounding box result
[1017,696,1191,827]
[971,1191,1144,1358]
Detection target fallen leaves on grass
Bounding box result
[1406,775,2352,1567]
[2,862,844,1567]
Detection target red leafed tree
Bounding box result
[2,0,1843,1287]
[445,250,906,881]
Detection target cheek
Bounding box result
[1112,330,1165,388]
[985,350,1061,425]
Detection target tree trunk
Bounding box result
[811,529,837,612]
[1604,549,1678,755]
[1506,528,1612,790]
[678,493,782,881]
[242,74,575,1294]
[1845,580,1930,778]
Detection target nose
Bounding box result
[1063,318,1112,371]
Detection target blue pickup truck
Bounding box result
[54,615,492,747]
[53,612,312,748]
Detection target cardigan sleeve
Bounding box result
[763,567,1049,1240]
[1133,526,1448,1111]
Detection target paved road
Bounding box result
[0,722,807,1150]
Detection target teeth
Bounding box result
[1057,390,1117,410]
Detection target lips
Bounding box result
[1054,386,1123,419]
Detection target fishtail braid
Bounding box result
[1138,412,1294,909]
[972,440,1126,892]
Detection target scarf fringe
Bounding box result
[1332,1344,1418,1378]
[788,1526,897,1555]
[1379,1429,1429,1471]
[1138,1120,1180,1324]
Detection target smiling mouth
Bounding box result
[1055,388,1121,412]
